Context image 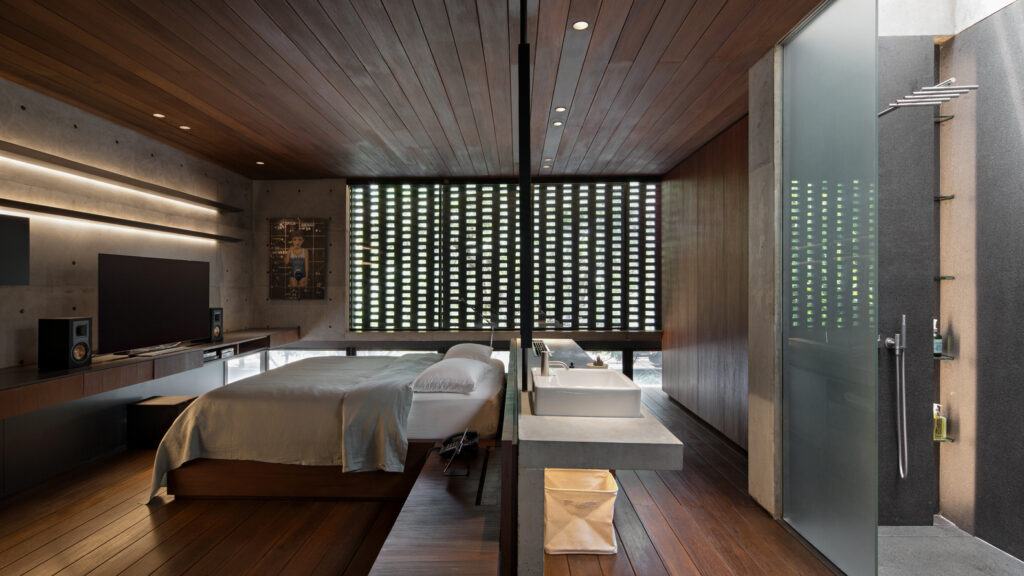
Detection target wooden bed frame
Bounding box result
[166,441,436,500]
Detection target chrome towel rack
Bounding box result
[878,78,978,117]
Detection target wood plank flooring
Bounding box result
[0,386,833,575]
[0,452,400,575]
[544,387,834,576]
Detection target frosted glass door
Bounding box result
[782,0,878,575]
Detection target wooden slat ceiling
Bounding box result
[0,0,820,179]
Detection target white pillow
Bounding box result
[443,343,493,364]
[412,358,490,394]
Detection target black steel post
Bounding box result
[518,0,532,391]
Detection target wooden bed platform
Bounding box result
[166,441,435,500]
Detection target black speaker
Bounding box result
[38,317,92,371]
[209,307,223,342]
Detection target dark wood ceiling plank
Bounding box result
[0,6,316,177]
[528,0,570,176]
[89,0,352,173]
[221,0,424,174]
[617,0,805,174]
[642,71,749,174]
[409,0,489,175]
[596,0,744,173]
[342,0,471,176]
[96,0,359,176]
[188,0,400,175]
[557,0,664,174]
[649,81,747,175]
[381,0,474,174]
[536,0,603,173]
[572,0,696,174]
[508,0,538,175]
[548,0,633,173]
[477,0,513,175]
[445,0,501,175]
[267,0,427,166]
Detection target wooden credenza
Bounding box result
[0,328,299,420]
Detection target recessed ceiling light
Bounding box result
[572,21,589,31]
[152,113,166,119]
[256,161,265,165]
[543,164,551,168]
[552,121,563,127]
[178,125,191,130]
[554,106,566,113]
[544,158,553,162]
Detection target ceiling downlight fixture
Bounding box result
[572,21,589,31]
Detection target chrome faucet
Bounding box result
[539,351,568,376]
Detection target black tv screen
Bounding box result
[98,254,209,353]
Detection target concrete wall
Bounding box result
[0,77,253,495]
[938,0,1024,560]
[876,35,938,526]
[250,180,347,340]
[0,77,254,368]
[747,48,782,516]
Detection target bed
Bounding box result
[150,352,505,500]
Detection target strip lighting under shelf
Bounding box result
[0,139,243,213]
[0,198,242,243]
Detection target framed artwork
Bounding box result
[269,217,327,300]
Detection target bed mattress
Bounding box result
[408,358,506,440]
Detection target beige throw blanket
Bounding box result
[149,353,440,501]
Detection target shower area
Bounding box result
[876,2,1024,574]
[782,1,1024,575]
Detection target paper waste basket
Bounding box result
[544,468,618,554]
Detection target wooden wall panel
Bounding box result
[661,117,749,448]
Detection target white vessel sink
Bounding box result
[531,367,642,418]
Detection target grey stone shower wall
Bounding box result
[877,35,939,526]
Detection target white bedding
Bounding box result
[408,358,506,440]
[149,353,439,501]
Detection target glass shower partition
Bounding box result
[782,0,878,575]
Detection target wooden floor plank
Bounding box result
[0,487,151,575]
[277,502,375,575]
[118,500,252,575]
[544,552,571,576]
[84,497,207,574]
[597,526,637,576]
[615,470,703,576]
[0,451,153,540]
[193,501,306,574]
[567,553,604,575]
[0,462,152,559]
[48,495,192,576]
[337,501,403,576]
[608,478,669,576]
[654,470,797,576]
[240,502,331,575]
[148,501,261,576]
[632,470,735,576]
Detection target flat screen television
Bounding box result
[98,254,210,353]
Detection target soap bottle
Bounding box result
[933,403,947,441]
[933,319,943,357]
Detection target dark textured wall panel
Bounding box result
[876,36,938,526]
[939,0,1024,560]
[661,118,750,448]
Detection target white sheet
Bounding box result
[408,358,506,440]
[148,353,439,501]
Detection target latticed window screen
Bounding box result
[348,181,660,332]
